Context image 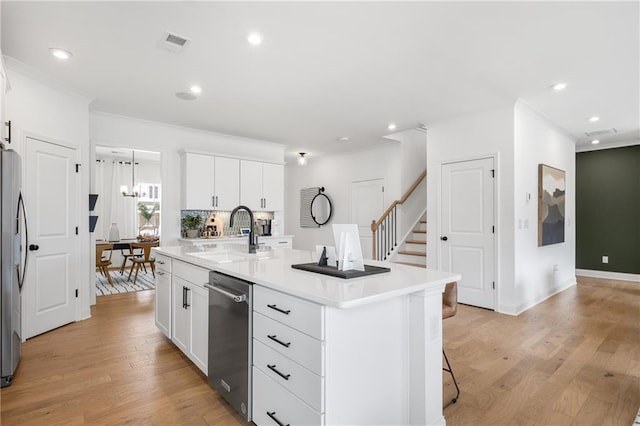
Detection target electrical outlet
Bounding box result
[602,256,609,264]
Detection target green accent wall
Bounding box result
[576,145,640,274]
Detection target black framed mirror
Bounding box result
[311,188,332,226]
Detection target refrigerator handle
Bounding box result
[16,192,28,292]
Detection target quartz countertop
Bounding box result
[178,235,294,243]
[154,244,460,309]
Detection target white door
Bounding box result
[172,276,189,353]
[351,179,385,259]
[189,284,208,374]
[213,157,239,210]
[24,137,78,338]
[240,160,263,211]
[262,163,284,211]
[440,157,495,309]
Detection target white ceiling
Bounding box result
[2,2,639,160]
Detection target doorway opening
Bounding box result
[92,146,161,299]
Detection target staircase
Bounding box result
[392,216,427,268]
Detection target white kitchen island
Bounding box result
[154,244,460,426]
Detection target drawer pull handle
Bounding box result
[157,271,164,276]
[158,260,165,264]
[267,304,291,315]
[267,335,291,348]
[267,411,289,426]
[267,364,291,380]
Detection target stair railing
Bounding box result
[371,170,426,260]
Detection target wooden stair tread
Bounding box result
[398,250,426,257]
[413,230,426,234]
[394,262,427,268]
[406,240,426,245]
[420,220,427,223]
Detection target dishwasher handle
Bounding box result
[205,283,247,303]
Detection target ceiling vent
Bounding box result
[161,31,190,53]
[585,128,617,137]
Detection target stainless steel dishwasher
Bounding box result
[205,271,253,421]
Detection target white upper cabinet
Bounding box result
[182,153,239,210]
[240,160,284,211]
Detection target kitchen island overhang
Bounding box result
[154,244,461,426]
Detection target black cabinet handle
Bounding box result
[266,411,289,426]
[267,304,291,315]
[4,120,11,144]
[440,236,448,241]
[29,244,39,251]
[267,364,291,381]
[182,286,186,309]
[184,287,191,308]
[267,335,291,348]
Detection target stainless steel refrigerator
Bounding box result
[1,147,27,387]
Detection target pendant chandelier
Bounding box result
[120,151,139,197]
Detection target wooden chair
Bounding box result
[119,241,144,275]
[96,244,114,286]
[127,242,159,285]
[443,282,460,407]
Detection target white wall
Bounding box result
[513,101,576,313]
[285,143,402,256]
[90,112,286,246]
[426,106,516,312]
[5,66,93,320]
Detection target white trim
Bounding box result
[575,139,639,152]
[497,276,577,316]
[576,269,640,282]
[4,55,94,104]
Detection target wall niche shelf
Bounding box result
[89,194,99,233]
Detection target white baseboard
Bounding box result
[575,269,640,282]
[497,277,577,316]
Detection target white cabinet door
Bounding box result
[183,153,214,210]
[172,277,190,354]
[240,160,263,210]
[0,60,6,135]
[189,283,209,375]
[155,269,172,338]
[213,157,239,210]
[262,163,284,211]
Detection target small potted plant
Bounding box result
[182,214,203,238]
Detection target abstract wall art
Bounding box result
[538,164,565,246]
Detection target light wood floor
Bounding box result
[443,276,640,425]
[0,277,638,425]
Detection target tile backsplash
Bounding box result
[181,210,274,237]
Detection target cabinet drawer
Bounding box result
[173,260,208,288]
[253,367,322,426]
[155,253,171,273]
[254,339,324,412]
[254,286,324,339]
[254,312,323,376]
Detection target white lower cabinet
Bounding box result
[171,261,209,375]
[253,286,324,426]
[154,254,172,338]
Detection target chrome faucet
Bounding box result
[230,205,257,253]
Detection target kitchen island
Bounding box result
[154,244,460,426]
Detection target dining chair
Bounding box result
[119,241,144,275]
[96,243,114,286]
[442,282,460,408]
[127,242,159,285]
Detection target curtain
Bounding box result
[95,161,138,240]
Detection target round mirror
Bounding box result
[311,193,332,226]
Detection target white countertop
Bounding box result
[154,244,460,309]
[178,235,294,243]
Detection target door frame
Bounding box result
[436,152,500,310]
[21,131,82,339]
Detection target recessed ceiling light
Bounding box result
[588,116,600,122]
[551,82,567,91]
[248,32,263,45]
[49,48,72,60]
[591,139,600,145]
[387,123,397,131]
[190,85,202,95]
[338,137,349,142]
